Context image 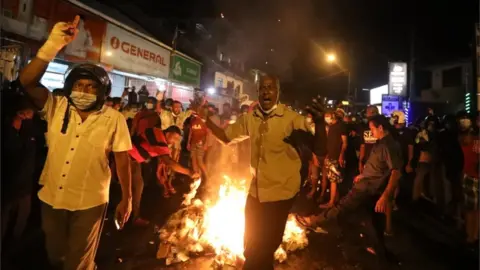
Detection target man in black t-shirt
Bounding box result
[359,105,379,173]
[319,111,348,208]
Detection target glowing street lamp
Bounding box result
[326,53,336,63]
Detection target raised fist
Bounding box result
[37,17,79,62]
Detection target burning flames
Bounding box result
[158,175,308,267]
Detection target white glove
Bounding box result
[37,22,78,62]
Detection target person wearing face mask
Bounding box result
[296,115,402,268]
[197,74,327,270]
[160,100,192,178]
[2,95,36,254]
[318,111,348,208]
[18,20,132,270]
[129,96,161,225]
[130,97,160,137]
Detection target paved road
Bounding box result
[3,177,479,270]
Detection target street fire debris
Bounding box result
[157,175,309,267]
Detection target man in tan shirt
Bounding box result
[19,20,132,270]
[201,75,326,269]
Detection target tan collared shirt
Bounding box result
[225,104,309,202]
[159,110,192,130]
[38,94,132,211]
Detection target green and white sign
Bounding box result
[170,54,201,87]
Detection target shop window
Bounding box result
[215,78,223,88]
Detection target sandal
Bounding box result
[294,215,328,233]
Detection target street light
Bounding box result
[326,53,336,63]
[325,53,353,107]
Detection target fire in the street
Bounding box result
[158,175,309,267]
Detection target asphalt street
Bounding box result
[3,175,479,270]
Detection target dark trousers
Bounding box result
[323,180,388,261]
[243,195,295,270]
[1,194,32,246]
[41,202,107,270]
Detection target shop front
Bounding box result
[3,0,202,103]
[100,22,172,98]
[168,54,202,107]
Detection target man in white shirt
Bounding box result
[19,21,132,270]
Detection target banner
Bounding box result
[388,62,407,96]
[381,95,400,116]
[101,23,170,79]
[170,54,201,87]
[44,0,106,63]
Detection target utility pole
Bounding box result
[408,27,415,102]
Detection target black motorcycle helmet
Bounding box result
[60,63,112,134]
[64,63,112,106]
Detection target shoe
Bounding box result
[133,217,150,227]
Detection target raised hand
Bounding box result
[37,16,80,62]
[305,95,327,120]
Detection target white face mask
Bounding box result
[70,91,97,110]
[146,103,154,110]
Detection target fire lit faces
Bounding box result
[165,132,181,145]
[172,102,182,115]
[369,121,385,139]
[258,76,279,111]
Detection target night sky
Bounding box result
[95,0,478,103]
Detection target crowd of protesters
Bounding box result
[298,104,480,266]
[1,18,479,270]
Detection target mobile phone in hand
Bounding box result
[114,217,123,230]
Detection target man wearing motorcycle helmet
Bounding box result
[19,19,132,270]
[386,110,414,234]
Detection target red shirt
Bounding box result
[129,127,170,163]
[189,115,208,145]
[131,110,159,136]
[462,136,479,178]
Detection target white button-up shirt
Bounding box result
[159,110,192,130]
[38,94,132,211]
